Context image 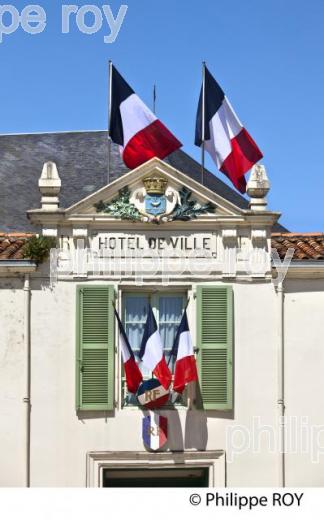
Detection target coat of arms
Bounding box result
[95,176,216,223]
[131,176,179,223]
[143,177,168,217]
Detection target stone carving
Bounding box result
[94,187,141,222]
[247,164,270,212]
[95,177,216,223]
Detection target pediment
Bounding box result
[65,158,245,223]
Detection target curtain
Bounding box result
[124,294,183,377]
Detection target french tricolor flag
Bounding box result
[139,306,172,390]
[114,308,143,394]
[171,310,198,394]
[142,413,168,451]
[195,66,263,193]
[109,65,182,169]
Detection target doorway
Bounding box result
[102,467,209,487]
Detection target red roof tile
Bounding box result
[0,234,34,260]
[271,233,324,260]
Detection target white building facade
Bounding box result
[1,143,324,487]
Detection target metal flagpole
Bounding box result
[107,60,113,185]
[201,61,206,186]
[153,84,157,115]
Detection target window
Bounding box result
[76,284,234,412]
[121,292,185,406]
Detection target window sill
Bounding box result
[120,404,188,411]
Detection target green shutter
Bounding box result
[76,285,115,411]
[197,285,233,410]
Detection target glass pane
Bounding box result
[125,296,148,324]
[124,295,150,378]
[159,296,183,349]
[159,296,183,325]
[124,296,149,353]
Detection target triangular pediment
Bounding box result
[65,158,245,223]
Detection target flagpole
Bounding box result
[153,84,157,115]
[107,60,113,185]
[201,61,206,186]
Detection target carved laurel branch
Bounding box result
[95,186,216,222]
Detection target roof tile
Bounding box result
[0,234,33,260]
[271,233,324,260]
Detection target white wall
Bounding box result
[0,277,26,486]
[1,274,324,486]
[284,278,324,486]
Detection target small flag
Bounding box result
[109,65,182,169]
[114,308,143,394]
[195,66,263,193]
[170,310,198,394]
[142,412,168,451]
[139,305,172,390]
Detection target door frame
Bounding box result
[86,450,225,487]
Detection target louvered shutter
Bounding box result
[197,285,233,410]
[76,286,115,410]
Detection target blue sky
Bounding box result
[1,0,323,231]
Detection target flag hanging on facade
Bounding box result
[195,65,263,194]
[142,412,168,451]
[170,309,198,393]
[114,308,143,394]
[139,305,172,390]
[109,65,182,169]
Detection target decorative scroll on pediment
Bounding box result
[94,176,216,223]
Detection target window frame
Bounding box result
[120,289,188,409]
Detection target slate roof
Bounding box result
[0,130,287,232]
[272,233,324,260]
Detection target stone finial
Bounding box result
[39,161,61,210]
[247,164,270,211]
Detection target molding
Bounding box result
[86,450,225,487]
[0,261,37,273]
[273,261,324,278]
[65,158,242,217]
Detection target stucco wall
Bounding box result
[1,273,324,486]
[284,278,324,486]
[0,275,281,487]
[0,277,26,486]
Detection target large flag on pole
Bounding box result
[109,65,182,169]
[170,309,198,394]
[195,65,263,194]
[114,308,143,394]
[139,305,172,390]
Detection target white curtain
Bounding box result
[124,295,183,376]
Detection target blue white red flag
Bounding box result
[195,66,263,193]
[142,412,168,451]
[139,306,172,390]
[109,65,182,169]
[114,308,143,394]
[170,310,198,394]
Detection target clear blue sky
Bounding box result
[1,0,323,231]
